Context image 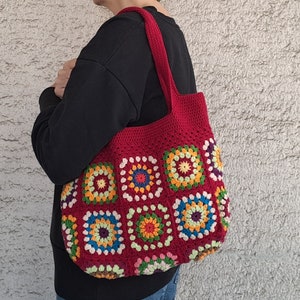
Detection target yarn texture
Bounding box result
[60,7,230,279]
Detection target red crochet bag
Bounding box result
[61,7,230,279]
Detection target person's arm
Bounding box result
[53,59,77,99]
[37,58,77,112]
[32,59,137,185]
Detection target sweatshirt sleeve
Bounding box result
[32,59,137,185]
[38,87,61,110]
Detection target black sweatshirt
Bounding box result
[32,7,196,300]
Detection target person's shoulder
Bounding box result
[79,12,145,65]
[104,9,144,28]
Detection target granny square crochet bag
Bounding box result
[60,7,230,279]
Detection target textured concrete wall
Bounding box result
[1,0,299,299]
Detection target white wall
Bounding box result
[1,0,299,299]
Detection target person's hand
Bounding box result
[53,59,77,99]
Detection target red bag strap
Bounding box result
[118,7,178,112]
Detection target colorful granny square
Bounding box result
[61,215,80,262]
[61,179,78,209]
[215,186,230,230]
[173,192,217,241]
[189,240,221,261]
[85,264,125,279]
[82,163,117,205]
[119,156,163,202]
[203,138,224,181]
[83,210,125,255]
[163,145,205,191]
[134,252,178,276]
[126,204,173,252]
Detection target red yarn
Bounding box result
[60,7,230,279]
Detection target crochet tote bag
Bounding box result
[61,7,230,279]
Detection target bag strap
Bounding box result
[118,7,178,112]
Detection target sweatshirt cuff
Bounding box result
[39,87,61,111]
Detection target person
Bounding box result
[32,0,197,299]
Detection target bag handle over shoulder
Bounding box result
[118,7,179,112]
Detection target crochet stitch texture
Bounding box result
[61,7,230,279]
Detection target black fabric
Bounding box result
[32,6,196,300]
